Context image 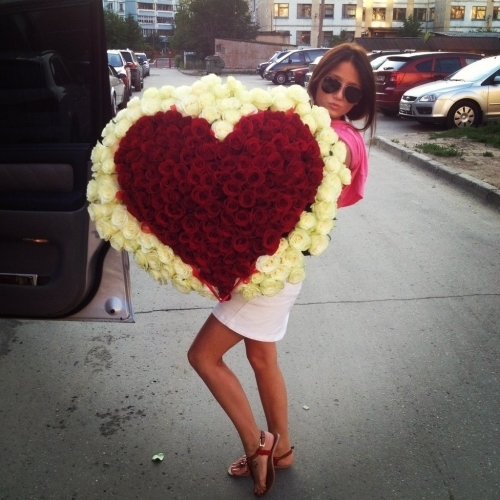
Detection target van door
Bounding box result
[0,0,133,321]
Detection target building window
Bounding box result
[414,8,426,21]
[107,2,113,10]
[274,3,289,18]
[372,8,386,21]
[324,5,334,18]
[296,31,311,45]
[157,4,173,11]
[342,4,356,18]
[119,2,124,12]
[471,6,486,20]
[137,2,154,9]
[297,4,312,18]
[429,8,435,21]
[157,16,172,23]
[393,8,406,21]
[494,7,500,20]
[450,6,465,19]
[138,15,154,23]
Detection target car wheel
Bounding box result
[273,72,287,85]
[298,75,306,87]
[119,88,129,109]
[379,108,399,117]
[111,94,117,117]
[446,101,481,129]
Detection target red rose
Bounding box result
[271,133,289,152]
[246,168,265,188]
[181,214,200,234]
[235,117,254,136]
[217,142,230,160]
[234,210,251,227]
[231,235,250,253]
[267,152,284,173]
[191,117,211,138]
[180,147,194,164]
[239,189,256,208]
[260,142,276,157]
[165,203,185,220]
[206,200,222,218]
[280,212,299,233]
[200,142,217,161]
[275,194,293,213]
[245,137,262,156]
[222,180,241,198]
[227,130,246,152]
[223,198,239,214]
[220,155,237,172]
[262,229,281,254]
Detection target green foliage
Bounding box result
[327,30,350,47]
[398,15,423,37]
[104,10,146,50]
[170,0,258,57]
[415,143,463,157]
[483,151,494,157]
[428,122,500,149]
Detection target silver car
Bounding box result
[399,55,500,128]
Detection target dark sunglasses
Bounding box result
[321,77,362,104]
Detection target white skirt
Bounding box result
[212,282,302,342]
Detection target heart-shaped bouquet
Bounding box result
[87,75,351,301]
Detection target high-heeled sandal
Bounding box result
[228,446,295,477]
[246,431,279,498]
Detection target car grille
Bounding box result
[401,95,417,102]
[416,107,432,115]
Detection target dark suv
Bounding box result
[0,0,131,320]
[374,52,482,116]
[120,49,144,91]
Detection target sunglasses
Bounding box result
[321,77,362,104]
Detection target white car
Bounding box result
[109,64,127,116]
[399,55,500,128]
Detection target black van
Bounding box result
[263,48,329,85]
[0,0,132,321]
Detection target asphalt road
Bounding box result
[1,68,499,500]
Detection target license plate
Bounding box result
[400,103,411,112]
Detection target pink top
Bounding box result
[331,120,368,208]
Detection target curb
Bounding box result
[373,136,500,209]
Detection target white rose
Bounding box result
[299,114,317,134]
[270,264,291,281]
[322,173,343,198]
[173,85,192,100]
[297,211,317,231]
[148,268,164,283]
[294,102,312,116]
[159,85,175,99]
[126,104,144,122]
[143,87,160,99]
[285,85,310,104]
[315,183,337,203]
[157,245,174,264]
[90,202,115,220]
[160,98,177,111]
[250,272,266,285]
[274,238,289,255]
[222,109,242,125]
[141,97,162,115]
[260,278,284,297]
[334,140,347,163]
[234,89,252,103]
[121,219,140,240]
[211,120,233,140]
[91,142,107,164]
[218,97,240,111]
[173,258,192,279]
[272,93,295,112]
[339,165,352,185]
[314,218,335,235]
[309,234,330,256]
[190,80,209,96]
[212,83,230,99]
[123,238,139,252]
[101,121,115,138]
[171,276,192,294]
[200,105,221,124]
[318,140,332,157]
[186,275,204,292]
[97,180,118,204]
[200,73,221,87]
[318,127,338,144]
[147,251,161,270]
[226,76,244,93]
[179,95,201,117]
[311,201,336,220]
[241,283,262,301]
[95,218,116,240]
[255,255,281,274]
[87,180,99,202]
[324,156,343,174]
[281,248,304,269]
[240,103,258,117]
[249,88,273,110]
[102,132,118,148]
[198,92,216,108]
[110,205,129,229]
[100,158,115,175]
[311,105,332,129]
[288,228,312,252]
[110,232,125,251]
[138,232,158,251]
[134,250,148,269]
[287,267,306,284]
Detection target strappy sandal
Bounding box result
[246,431,279,497]
[228,446,295,477]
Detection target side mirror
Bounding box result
[493,75,500,85]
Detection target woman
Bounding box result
[187,43,376,497]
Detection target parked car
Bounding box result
[288,66,309,86]
[264,48,329,85]
[366,50,413,62]
[109,64,127,116]
[135,52,150,77]
[119,49,143,91]
[256,50,291,78]
[374,52,483,116]
[0,0,132,320]
[303,55,324,89]
[399,55,500,128]
[107,49,132,96]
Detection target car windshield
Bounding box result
[108,53,123,66]
[445,57,500,82]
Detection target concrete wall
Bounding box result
[214,39,296,69]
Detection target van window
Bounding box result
[415,60,433,72]
[289,52,306,64]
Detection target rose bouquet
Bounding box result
[87,75,351,301]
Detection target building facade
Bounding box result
[249,0,500,47]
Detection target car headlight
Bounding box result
[418,94,438,102]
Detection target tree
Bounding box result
[104,10,146,50]
[398,15,423,37]
[170,0,257,57]
[328,30,350,47]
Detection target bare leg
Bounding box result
[188,314,277,495]
[245,339,294,467]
